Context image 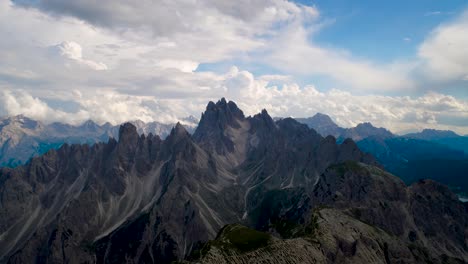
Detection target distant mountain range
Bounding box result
[403,129,468,154]
[294,114,394,142]
[1,98,466,263]
[293,113,468,195]
[295,113,468,152]
[0,115,197,167]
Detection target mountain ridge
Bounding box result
[0,115,197,167]
[1,99,466,263]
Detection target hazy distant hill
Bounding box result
[293,114,468,194]
[293,113,393,141]
[357,136,468,192]
[403,129,468,154]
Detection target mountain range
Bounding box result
[2,111,467,195]
[0,115,197,168]
[0,99,467,263]
[293,113,468,195]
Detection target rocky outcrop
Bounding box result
[189,163,468,264]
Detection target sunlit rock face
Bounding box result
[0,99,466,264]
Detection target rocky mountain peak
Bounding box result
[251,109,275,128]
[200,98,244,126]
[193,98,245,146]
[168,122,190,140]
[354,122,390,134]
[311,113,336,125]
[1,114,43,131]
[295,113,343,137]
[342,122,394,141]
[339,138,371,163]
[118,122,139,145]
[79,119,101,133]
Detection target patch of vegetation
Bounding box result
[191,224,273,260]
[270,206,322,239]
[222,224,271,253]
[304,213,319,238]
[271,219,304,238]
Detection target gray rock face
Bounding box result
[190,163,468,264]
[0,99,466,263]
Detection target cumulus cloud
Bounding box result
[0,89,198,125]
[2,67,467,134]
[0,0,467,135]
[154,59,199,73]
[0,89,76,123]
[54,41,108,70]
[220,67,468,134]
[264,25,415,91]
[418,10,468,83]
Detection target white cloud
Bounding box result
[54,41,108,70]
[0,0,467,135]
[220,67,468,134]
[154,59,199,73]
[425,11,442,16]
[418,10,468,83]
[0,0,317,98]
[265,25,415,91]
[424,11,454,17]
[1,67,467,134]
[0,89,77,123]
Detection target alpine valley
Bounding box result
[0,99,467,263]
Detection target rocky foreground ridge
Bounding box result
[0,98,466,263]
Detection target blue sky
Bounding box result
[0,0,467,134]
[310,0,466,59]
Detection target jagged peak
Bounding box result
[80,119,100,129]
[253,109,270,119]
[194,98,245,139]
[203,98,243,117]
[252,109,275,125]
[118,122,138,142]
[170,122,190,138]
[164,122,192,147]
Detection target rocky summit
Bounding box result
[0,99,467,264]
